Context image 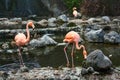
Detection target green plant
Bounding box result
[64,0,83,12]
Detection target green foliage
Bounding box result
[64,0,83,11]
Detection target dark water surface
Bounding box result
[0,34,120,68]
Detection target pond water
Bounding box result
[0,33,120,68]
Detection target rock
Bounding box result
[113,19,120,23]
[68,19,90,25]
[18,66,29,73]
[84,29,104,42]
[84,25,120,43]
[1,43,9,49]
[37,19,48,27]
[9,18,22,23]
[0,21,18,27]
[0,18,8,21]
[48,17,57,23]
[57,14,69,22]
[101,16,111,23]
[81,67,95,75]
[28,14,37,19]
[92,71,100,75]
[86,49,112,72]
[63,75,71,80]
[104,31,120,43]
[112,19,120,25]
[87,18,96,25]
[87,67,95,73]
[48,22,56,27]
[47,18,57,27]
[81,68,88,75]
[22,21,28,25]
[6,50,14,53]
[29,34,57,48]
[0,71,8,80]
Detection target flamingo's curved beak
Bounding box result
[32,24,35,30]
[63,39,66,42]
[63,39,68,43]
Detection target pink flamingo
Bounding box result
[14,21,35,67]
[63,31,87,68]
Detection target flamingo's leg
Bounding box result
[18,47,25,67]
[64,43,70,67]
[71,43,75,68]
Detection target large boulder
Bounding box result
[29,34,57,48]
[86,49,112,72]
[47,17,57,27]
[104,31,120,44]
[57,14,69,23]
[84,29,104,42]
[37,19,48,27]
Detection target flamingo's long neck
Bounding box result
[75,42,85,50]
[26,24,30,42]
[75,42,87,59]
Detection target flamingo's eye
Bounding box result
[67,35,74,39]
[66,37,72,39]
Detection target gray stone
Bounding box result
[101,16,111,23]
[37,19,48,27]
[9,18,22,23]
[104,31,120,43]
[29,34,57,48]
[48,18,57,23]
[57,14,69,22]
[47,18,57,27]
[81,68,88,75]
[86,49,112,72]
[84,29,104,42]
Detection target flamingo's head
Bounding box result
[73,7,77,10]
[28,21,35,29]
[63,31,80,43]
[63,34,74,43]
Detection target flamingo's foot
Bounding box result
[66,63,70,67]
[19,66,29,73]
[72,64,75,68]
[20,63,25,67]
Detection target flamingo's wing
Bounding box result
[14,33,27,46]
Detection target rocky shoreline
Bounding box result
[0,65,120,80]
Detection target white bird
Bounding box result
[72,7,81,18]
